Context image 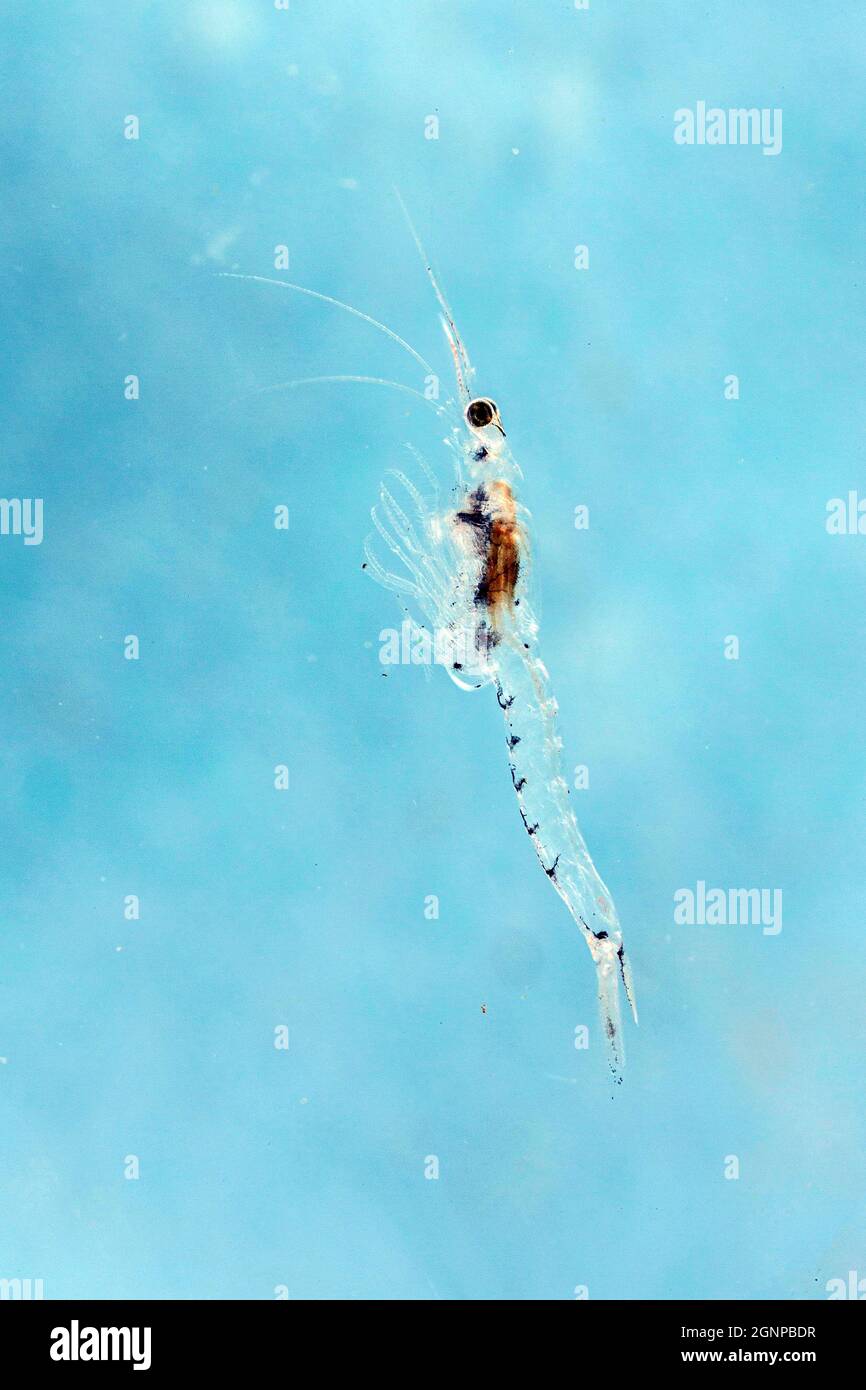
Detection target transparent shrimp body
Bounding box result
[367,388,638,1078]
[363,410,517,692]
[225,208,637,1078]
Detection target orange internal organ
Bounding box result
[480,481,520,622]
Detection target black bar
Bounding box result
[0,1298,861,1374]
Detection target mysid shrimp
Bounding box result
[223,196,637,1081]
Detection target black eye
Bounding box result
[467,398,495,429]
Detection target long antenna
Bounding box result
[227,374,447,414]
[219,272,437,379]
[393,189,474,402]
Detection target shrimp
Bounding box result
[222,208,637,1080]
[369,361,637,1079]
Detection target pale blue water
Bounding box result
[1,1,864,1301]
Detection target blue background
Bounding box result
[0,1,863,1300]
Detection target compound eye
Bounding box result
[466,398,496,429]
